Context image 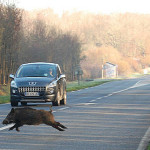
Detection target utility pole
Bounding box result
[102,64,104,79]
[75,65,83,85]
[101,58,104,79]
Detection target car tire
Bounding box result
[52,90,61,106]
[11,97,18,107]
[60,89,67,105]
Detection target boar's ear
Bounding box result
[10,108,15,113]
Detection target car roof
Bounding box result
[21,62,58,66]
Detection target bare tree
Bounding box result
[0,4,22,84]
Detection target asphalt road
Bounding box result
[1,76,150,150]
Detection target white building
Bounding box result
[103,62,118,78]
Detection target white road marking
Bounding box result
[95,87,132,102]
[58,107,69,111]
[89,79,150,105]
[97,97,102,100]
[131,80,150,88]
[90,100,96,102]
[0,124,15,131]
[137,126,150,150]
[76,103,96,106]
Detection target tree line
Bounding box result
[60,12,150,78]
[25,9,150,78]
[0,4,22,84]
[0,4,81,84]
[1,3,150,83]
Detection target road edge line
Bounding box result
[137,126,150,150]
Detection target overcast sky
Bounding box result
[15,0,150,15]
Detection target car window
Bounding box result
[16,64,57,78]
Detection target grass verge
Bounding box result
[0,96,10,104]
[66,79,112,92]
[0,79,112,104]
[0,85,10,104]
[146,145,150,150]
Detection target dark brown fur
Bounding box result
[2,107,67,132]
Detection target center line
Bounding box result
[90,100,96,102]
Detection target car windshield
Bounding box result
[16,64,57,78]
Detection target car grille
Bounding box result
[19,87,46,93]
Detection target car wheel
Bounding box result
[11,97,18,107]
[52,90,61,106]
[60,89,67,105]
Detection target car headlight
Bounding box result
[48,81,57,87]
[47,81,57,94]
[11,81,17,88]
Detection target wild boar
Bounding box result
[2,107,67,132]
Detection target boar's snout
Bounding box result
[2,108,15,125]
[2,119,13,124]
[2,119,9,124]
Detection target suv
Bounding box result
[9,62,67,107]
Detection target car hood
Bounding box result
[14,77,55,87]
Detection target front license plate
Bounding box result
[25,92,39,96]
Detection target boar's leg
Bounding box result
[45,122,65,131]
[55,122,67,129]
[16,127,20,132]
[9,122,22,132]
[51,124,65,131]
[15,122,23,132]
[9,124,16,131]
[9,124,18,131]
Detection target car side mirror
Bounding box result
[59,74,66,79]
[9,74,15,79]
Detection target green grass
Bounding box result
[0,84,10,104]
[66,79,112,92]
[146,144,150,150]
[127,72,146,78]
[0,95,10,104]
[0,79,112,104]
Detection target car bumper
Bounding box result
[11,94,55,103]
[10,84,58,104]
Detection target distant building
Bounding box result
[103,62,118,78]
